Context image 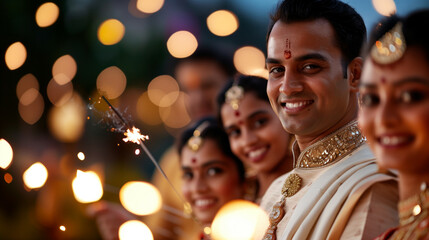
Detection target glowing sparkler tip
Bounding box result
[123,127,149,144]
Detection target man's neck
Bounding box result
[296,117,357,151]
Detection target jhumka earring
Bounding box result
[187,121,210,152]
[225,82,244,117]
[370,22,406,64]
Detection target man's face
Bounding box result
[266,19,353,139]
[175,60,229,120]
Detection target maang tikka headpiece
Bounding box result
[225,81,244,117]
[187,121,210,152]
[370,22,406,64]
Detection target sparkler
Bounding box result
[98,96,191,213]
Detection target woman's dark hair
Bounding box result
[267,0,366,77]
[364,9,429,62]
[216,75,269,126]
[177,116,245,182]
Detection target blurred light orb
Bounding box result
[18,90,44,125]
[48,93,86,143]
[96,66,127,99]
[135,149,140,155]
[5,42,27,70]
[119,220,153,240]
[59,225,66,231]
[35,2,59,27]
[19,88,40,106]
[23,162,48,189]
[167,31,198,58]
[233,46,266,76]
[136,92,162,126]
[211,200,269,240]
[77,152,85,161]
[16,74,39,100]
[372,0,397,16]
[119,181,162,216]
[72,170,103,203]
[0,139,13,169]
[4,173,13,184]
[98,19,125,45]
[136,0,164,14]
[207,10,239,37]
[52,55,77,85]
[147,75,179,107]
[47,78,73,106]
[159,92,191,129]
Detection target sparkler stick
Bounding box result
[99,96,191,215]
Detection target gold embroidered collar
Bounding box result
[293,120,366,168]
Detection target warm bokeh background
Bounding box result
[1,0,428,239]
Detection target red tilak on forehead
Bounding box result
[284,39,292,59]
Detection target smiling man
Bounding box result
[258,0,399,239]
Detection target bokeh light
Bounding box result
[47,78,73,106]
[136,92,162,126]
[5,42,27,70]
[167,31,198,58]
[135,149,140,155]
[52,55,77,85]
[119,220,153,240]
[96,66,127,99]
[18,90,44,125]
[4,173,13,184]
[159,92,191,129]
[16,73,39,100]
[372,0,397,16]
[233,46,266,76]
[136,0,164,14]
[77,152,85,161]
[48,93,86,143]
[72,170,103,203]
[147,75,180,107]
[19,88,39,106]
[97,19,125,45]
[0,139,13,170]
[23,162,48,189]
[59,225,66,231]
[119,181,162,216]
[207,10,239,37]
[211,200,269,240]
[35,2,59,28]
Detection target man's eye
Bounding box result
[302,64,321,73]
[269,67,284,74]
[360,93,380,107]
[401,90,425,104]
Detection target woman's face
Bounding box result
[221,93,292,173]
[181,139,243,225]
[358,47,429,174]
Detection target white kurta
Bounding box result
[258,144,398,240]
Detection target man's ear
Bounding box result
[347,57,363,92]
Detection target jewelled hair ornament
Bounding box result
[225,82,244,116]
[187,121,210,152]
[370,22,406,64]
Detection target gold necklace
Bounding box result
[391,182,429,240]
[262,173,302,240]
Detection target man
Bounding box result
[259,0,398,239]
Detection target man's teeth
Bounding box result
[249,148,266,158]
[194,199,215,207]
[380,136,408,145]
[285,101,308,109]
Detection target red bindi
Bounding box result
[234,110,240,117]
[191,157,197,163]
[381,77,386,84]
[284,39,292,59]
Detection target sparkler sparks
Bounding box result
[122,127,149,144]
